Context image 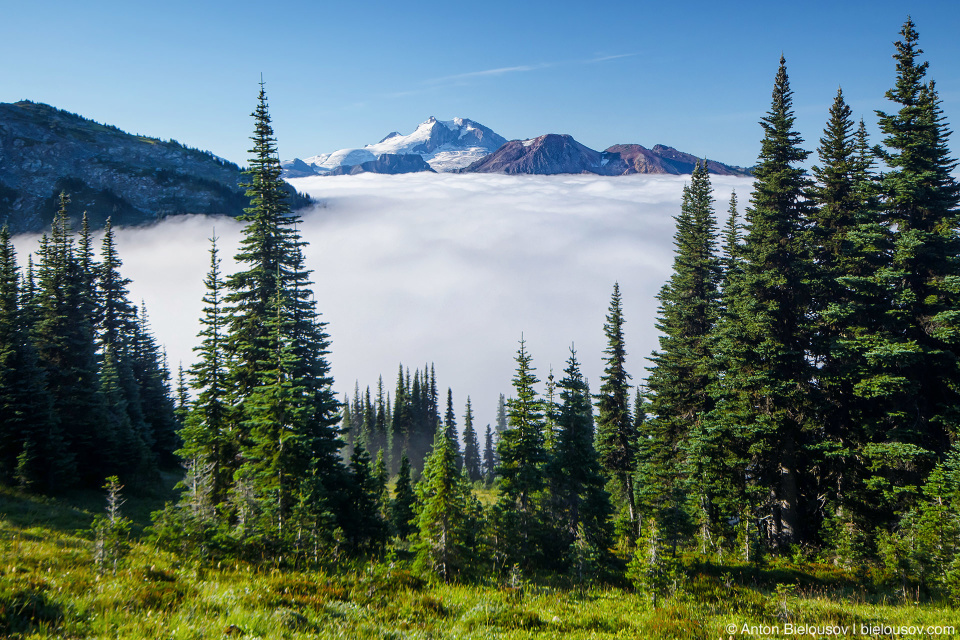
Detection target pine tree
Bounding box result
[595,283,638,536]
[718,56,816,547]
[462,398,482,483]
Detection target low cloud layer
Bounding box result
[14,173,751,430]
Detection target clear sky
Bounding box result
[2,1,958,168]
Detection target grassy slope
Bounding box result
[1,486,956,639]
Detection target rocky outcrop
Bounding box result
[463,135,752,177]
[0,100,310,233]
[597,144,752,176]
[463,134,602,174]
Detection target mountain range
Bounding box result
[284,118,752,178]
[0,101,309,234]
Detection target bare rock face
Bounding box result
[463,134,752,177]
[597,144,752,176]
[0,101,309,234]
[463,134,602,174]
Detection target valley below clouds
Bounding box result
[15,172,750,428]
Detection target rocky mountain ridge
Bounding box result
[286,119,752,178]
[0,101,309,234]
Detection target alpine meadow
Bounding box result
[4,16,960,640]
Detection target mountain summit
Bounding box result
[285,117,507,176]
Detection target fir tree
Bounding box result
[180,237,233,507]
[645,161,722,536]
[0,227,65,490]
[443,388,463,470]
[391,453,416,538]
[718,55,816,547]
[496,336,547,566]
[483,425,496,482]
[547,347,612,566]
[462,397,482,482]
[595,283,638,536]
[872,18,960,503]
[33,197,109,487]
[220,81,341,546]
[414,423,478,582]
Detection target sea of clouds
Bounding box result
[14,172,752,431]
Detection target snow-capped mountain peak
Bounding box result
[284,117,508,176]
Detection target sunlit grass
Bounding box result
[1,486,956,639]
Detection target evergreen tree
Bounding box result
[180,237,233,507]
[390,364,411,472]
[645,161,722,536]
[391,453,416,538]
[495,393,508,436]
[595,283,638,536]
[483,425,496,482]
[0,227,65,490]
[496,336,547,566]
[220,82,341,546]
[717,56,816,547]
[96,219,137,353]
[872,18,960,503]
[462,398,482,483]
[443,388,463,470]
[547,347,612,566]
[808,89,900,536]
[414,423,478,582]
[33,197,110,487]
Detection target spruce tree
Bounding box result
[595,283,638,536]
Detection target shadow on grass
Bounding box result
[0,469,180,539]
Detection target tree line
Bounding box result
[0,196,179,492]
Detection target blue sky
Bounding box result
[2,0,958,168]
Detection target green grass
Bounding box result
[1,486,957,639]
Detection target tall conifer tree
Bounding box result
[595,283,638,536]
[718,56,815,547]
